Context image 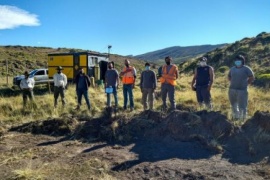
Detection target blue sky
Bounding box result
[0,0,269,56]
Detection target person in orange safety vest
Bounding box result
[120,59,137,111]
[159,56,179,110]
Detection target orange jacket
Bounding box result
[160,65,178,86]
[121,66,136,84]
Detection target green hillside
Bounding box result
[0,46,146,76]
[182,32,270,76]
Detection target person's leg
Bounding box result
[141,88,148,110]
[127,85,134,109]
[113,86,118,108]
[54,87,60,107]
[83,90,91,109]
[168,84,176,110]
[59,87,66,107]
[161,84,168,109]
[77,89,83,109]
[123,85,128,109]
[196,86,203,108]
[107,93,111,107]
[238,90,248,120]
[149,88,154,110]
[22,90,27,107]
[201,86,212,110]
[228,89,239,119]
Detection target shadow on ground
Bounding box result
[0,85,50,97]
[8,107,270,170]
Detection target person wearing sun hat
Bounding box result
[20,70,35,107]
[191,57,214,110]
[53,66,67,108]
[228,54,254,120]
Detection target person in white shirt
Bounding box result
[20,71,35,107]
[53,66,67,108]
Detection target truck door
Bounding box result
[34,69,46,82]
[73,54,80,78]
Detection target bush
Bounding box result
[255,74,270,88]
[217,66,229,73]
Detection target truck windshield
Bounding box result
[29,70,38,76]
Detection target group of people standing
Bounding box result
[20,54,254,120]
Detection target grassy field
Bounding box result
[0,72,269,126]
[1,73,270,179]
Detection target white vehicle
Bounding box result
[13,68,53,87]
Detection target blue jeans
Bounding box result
[123,84,134,109]
[77,89,91,109]
[107,86,118,107]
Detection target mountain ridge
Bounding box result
[134,44,227,63]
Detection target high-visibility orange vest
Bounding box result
[160,65,178,86]
[122,66,136,84]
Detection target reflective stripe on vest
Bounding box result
[122,66,135,84]
[160,65,177,86]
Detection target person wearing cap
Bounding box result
[119,59,136,111]
[140,62,157,110]
[20,71,35,107]
[191,57,214,109]
[75,68,91,110]
[105,61,119,111]
[228,54,254,120]
[159,56,179,111]
[53,66,68,108]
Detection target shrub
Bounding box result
[217,66,229,73]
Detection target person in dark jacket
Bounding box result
[191,57,214,109]
[75,68,91,110]
[140,62,157,110]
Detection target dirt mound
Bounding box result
[222,111,270,164]
[9,114,79,136]
[9,110,270,164]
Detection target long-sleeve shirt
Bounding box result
[140,70,157,89]
[20,77,35,89]
[53,73,67,87]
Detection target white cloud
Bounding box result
[0,5,40,29]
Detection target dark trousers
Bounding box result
[54,86,66,107]
[196,85,212,109]
[22,89,34,107]
[123,84,134,109]
[77,89,91,109]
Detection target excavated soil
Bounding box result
[1,110,270,179]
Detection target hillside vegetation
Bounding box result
[182,32,270,76]
[0,46,146,76]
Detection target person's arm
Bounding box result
[140,71,143,91]
[153,71,157,89]
[228,70,231,81]
[175,66,179,79]
[20,79,24,89]
[208,67,214,91]
[191,68,197,90]
[132,67,137,88]
[64,74,68,87]
[115,70,120,88]
[247,68,255,84]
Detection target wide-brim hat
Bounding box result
[24,71,29,76]
[56,66,63,70]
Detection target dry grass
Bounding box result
[0,74,269,124]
